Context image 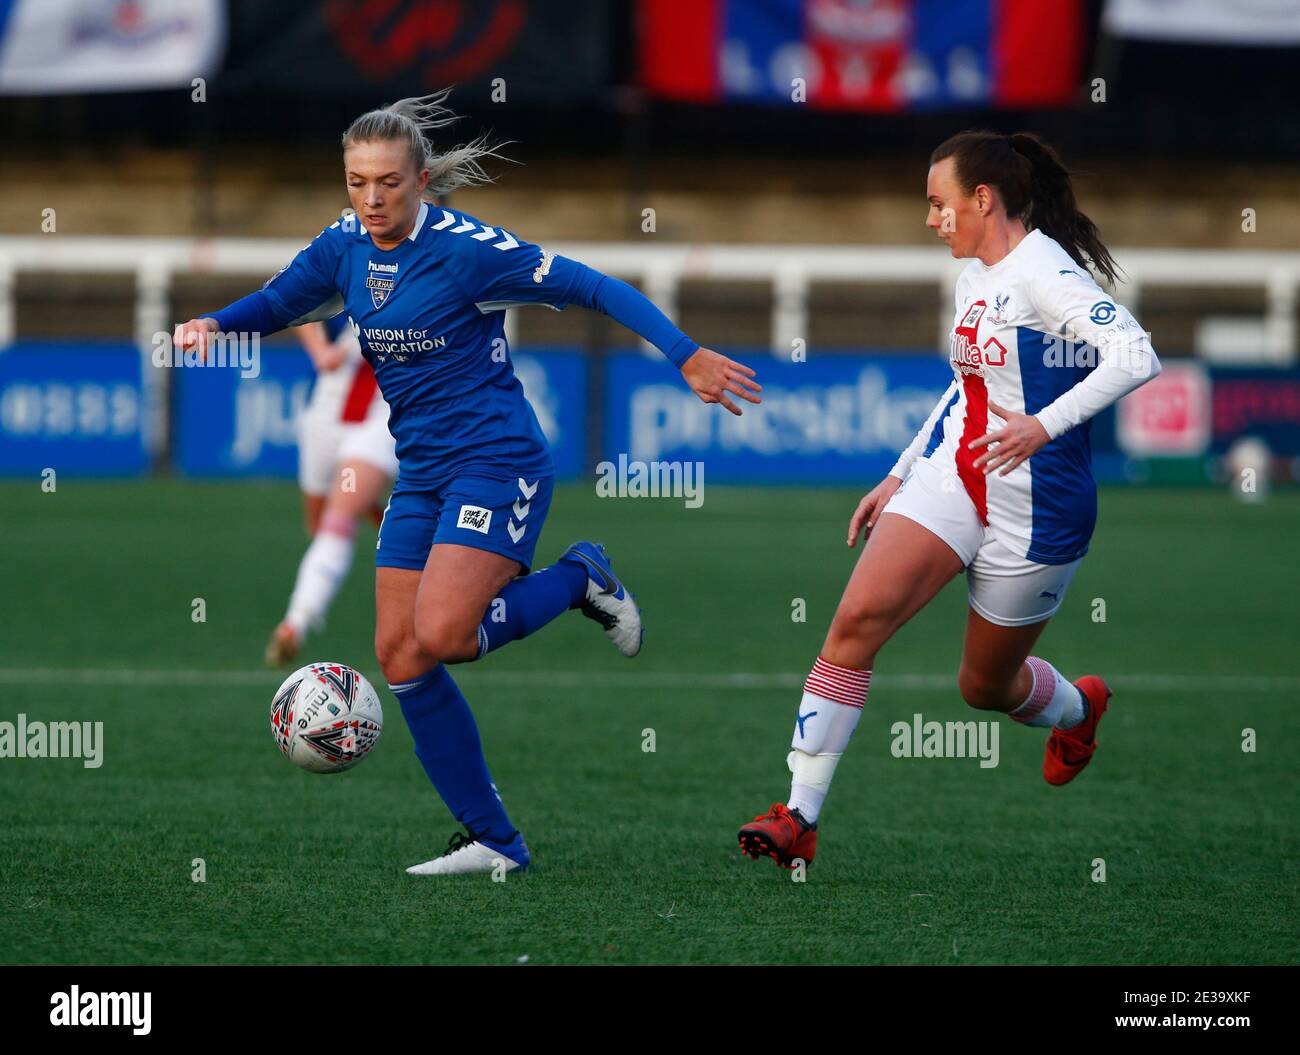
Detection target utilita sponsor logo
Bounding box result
[50,987,151,1035]
[949,330,1007,373]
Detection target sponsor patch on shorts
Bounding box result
[457,504,492,534]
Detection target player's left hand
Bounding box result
[681,347,762,416]
[968,401,1051,476]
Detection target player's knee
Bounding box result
[957,665,1008,711]
[414,615,478,665]
[826,598,898,656]
[374,628,420,684]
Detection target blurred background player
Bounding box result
[739,131,1162,869]
[265,314,398,667]
[175,91,760,877]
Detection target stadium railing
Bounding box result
[1,236,1298,461]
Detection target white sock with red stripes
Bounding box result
[284,514,356,637]
[786,656,870,824]
[1009,656,1087,730]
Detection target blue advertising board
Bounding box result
[173,347,588,480]
[602,350,956,484]
[1209,367,1300,455]
[0,342,148,476]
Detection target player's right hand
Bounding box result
[172,317,218,362]
[847,475,902,547]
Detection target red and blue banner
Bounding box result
[639,0,1083,110]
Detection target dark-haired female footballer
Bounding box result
[739,130,1161,868]
[175,90,762,876]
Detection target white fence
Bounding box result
[1,236,1297,360]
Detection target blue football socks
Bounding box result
[389,665,515,843]
[476,558,589,658]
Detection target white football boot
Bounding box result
[560,541,643,658]
[406,830,530,876]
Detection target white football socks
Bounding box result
[284,515,356,637]
[1009,656,1086,730]
[786,657,870,824]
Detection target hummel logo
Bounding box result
[796,710,818,738]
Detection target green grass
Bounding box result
[0,481,1297,964]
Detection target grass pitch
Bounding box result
[0,481,1296,965]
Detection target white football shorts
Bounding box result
[298,399,398,496]
[882,456,1082,627]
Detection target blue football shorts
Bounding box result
[376,473,555,574]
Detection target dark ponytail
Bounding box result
[931,130,1120,286]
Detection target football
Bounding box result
[269,662,383,774]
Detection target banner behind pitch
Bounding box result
[602,350,955,483]
[174,348,587,480]
[0,342,148,475]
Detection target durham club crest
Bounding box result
[366,259,398,310]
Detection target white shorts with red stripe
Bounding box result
[883,456,1082,627]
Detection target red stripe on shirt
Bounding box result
[955,371,989,525]
[340,361,378,423]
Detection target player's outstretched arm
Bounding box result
[457,233,764,415]
[575,269,761,415]
[174,221,345,360]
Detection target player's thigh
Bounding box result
[958,540,1081,703]
[414,543,522,660]
[374,566,423,678]
[825,510,965,658]
[324,458,392,520]
[374,483,441,676]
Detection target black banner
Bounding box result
[219,0,613,104]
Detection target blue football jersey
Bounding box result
[255,201,594,487]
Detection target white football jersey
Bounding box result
[891,230,1160,565]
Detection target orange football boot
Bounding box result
[1044,676,1112,785]
[738,803,817,868]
